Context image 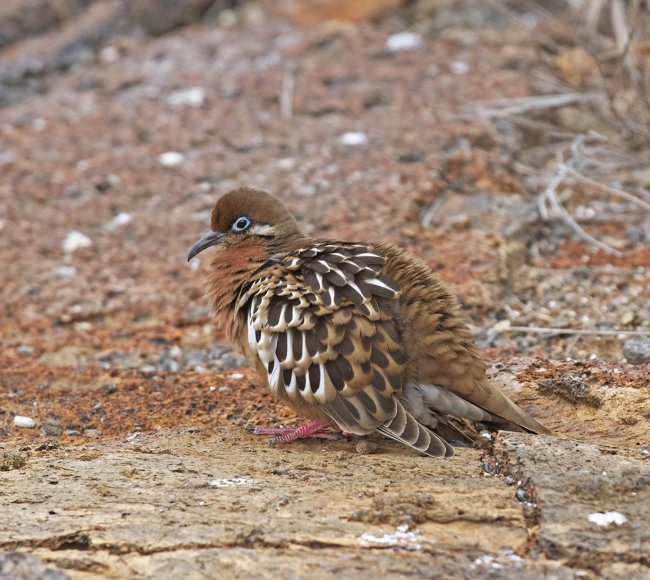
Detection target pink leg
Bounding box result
[252,420,341,444]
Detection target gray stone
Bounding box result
[623,338,650,364]
[0,552,68,579]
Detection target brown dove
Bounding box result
[188,187,550,456]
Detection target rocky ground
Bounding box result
[1,1,649,578]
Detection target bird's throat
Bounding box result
[206,242,270,335]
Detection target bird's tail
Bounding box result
[481,380,552,435]
[377,401,454,457]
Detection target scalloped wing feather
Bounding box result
[241,243,408,435]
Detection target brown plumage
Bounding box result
[188,187,550,457]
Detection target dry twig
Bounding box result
[475,0,650,254]
[496,325,650,337]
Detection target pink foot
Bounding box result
[252,420,341,444]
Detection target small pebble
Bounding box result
[588,511,627,526]
[14,415,36,429]
[619,310,635,325]
[41,418,63,436]
[276,158,296,170]
[1,451,27,471]
[35,441,59,451]
[167,86,205,108]
[55,265,77,278]
[16,345,34,355]
[62,231,92,253]
[158,151,185,167]
[274,495,289,509]
[355,440,379,455]
[100,45,119,63]
[107,212,132,230]
[450,61,470,75]
[169,345,183,359]
[338,132,368,146]
[623,338,650,364]
[385,31,423,53]
[493,320,512,333]
[32,118,47,131]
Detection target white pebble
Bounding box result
[62,231,92,253]
[100,46,119,63]
[228,372,244,380]
[358,524,423,550]
[55,266,77,278]
[588,511,627,526]
[167,86,206,108]
[209,476,254,488]
[126,431,142,442]
[158,151,185,167]
[385,31,423,53]
[276,158,296,170]
[450,61,470,75]
[107,212,132,229]
[14,415,36,429]
[32,118,47,131]
[339,132,368,146]
[492,320,511,332]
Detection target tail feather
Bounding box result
[409,381,551,436]
[377,402,453,457]
[487,389,552,435]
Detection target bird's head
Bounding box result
[187,187,303,261]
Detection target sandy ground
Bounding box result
[1,1,649,578]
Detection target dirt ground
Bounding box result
[1,1,649,578]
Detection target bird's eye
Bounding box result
[231,216,252,232]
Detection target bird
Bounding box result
[188,187,551,457]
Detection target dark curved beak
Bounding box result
[187,231,225,261]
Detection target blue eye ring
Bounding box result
[231,216,252,232]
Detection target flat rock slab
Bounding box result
[1,428,648,578]
[494,434,650,578]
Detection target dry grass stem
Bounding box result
[497,325,650,337]
[476,0,650,254]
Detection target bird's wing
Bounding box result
[238,242,453,457]
[374,240,551,435]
